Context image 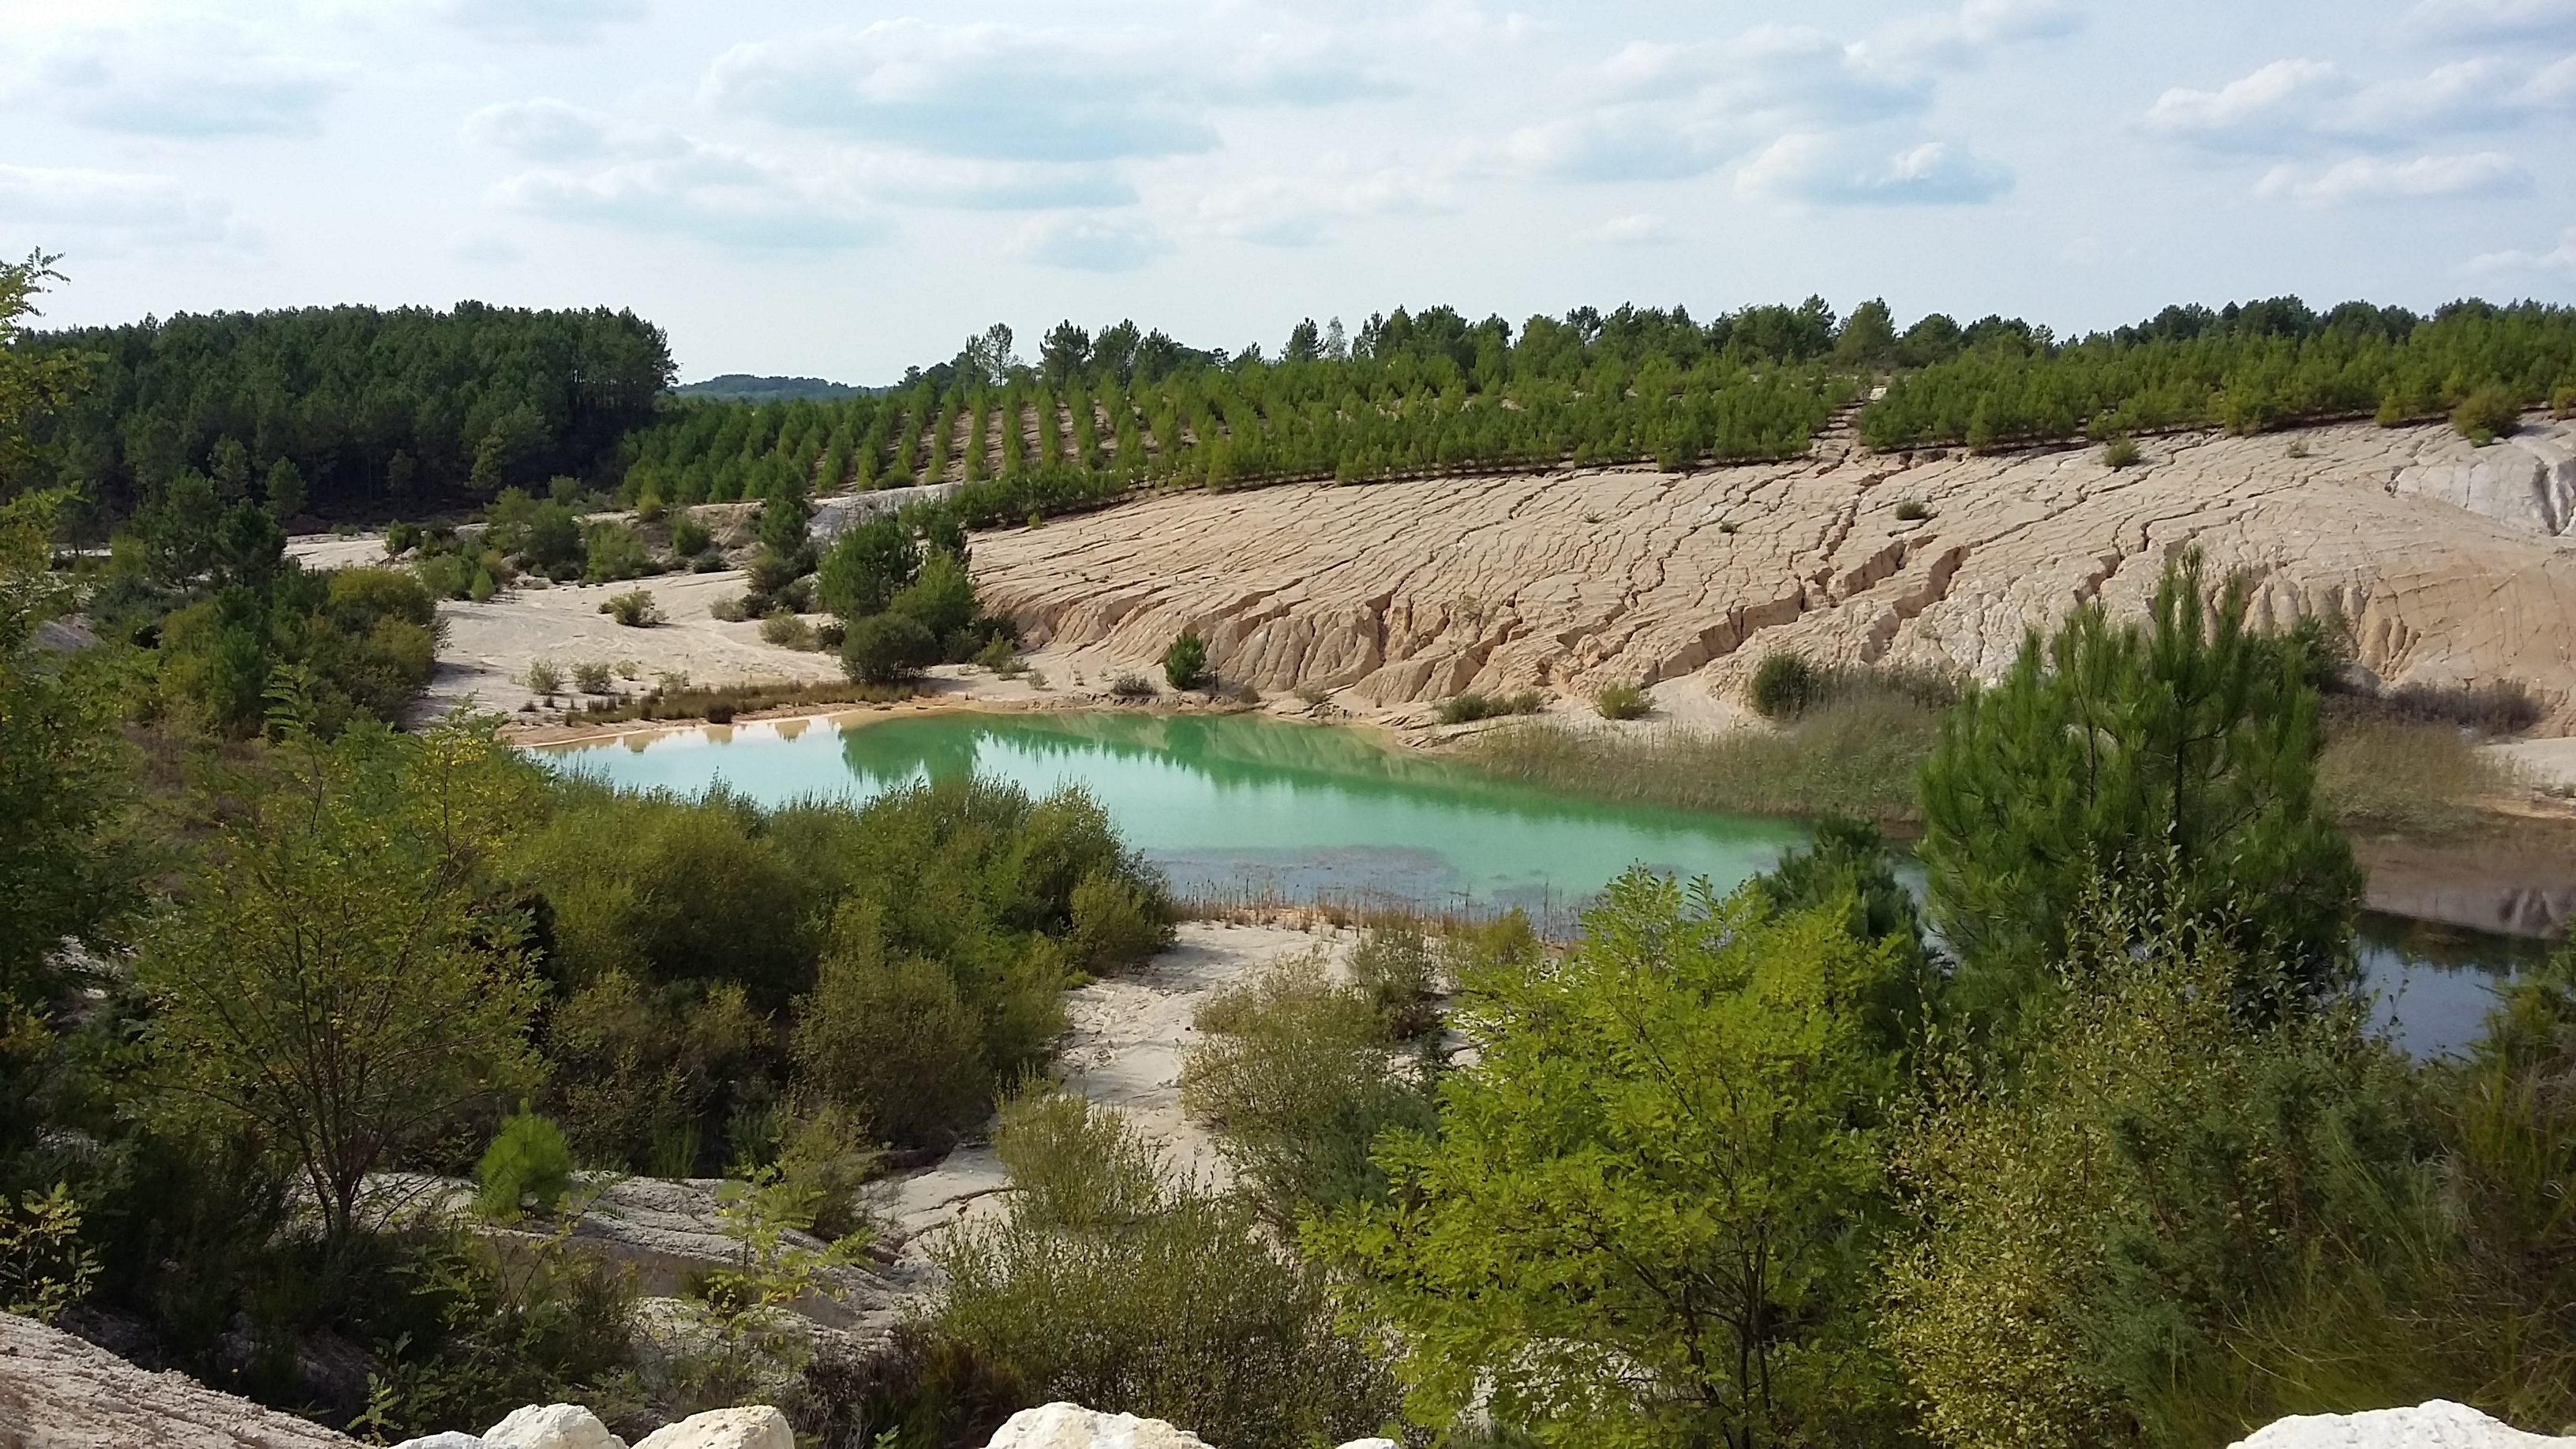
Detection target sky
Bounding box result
[2,0,2574,384]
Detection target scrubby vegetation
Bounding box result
[16,250,2576,1449]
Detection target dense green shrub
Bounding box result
[1592,681,1649,720]
[1183,949,1440,1224]
[601,589,661,627]
[474,1107,575,1220]
[1436,689,1542,724]
[1748,651,1817,718]
[1067,869,1174,975]
[2451,382,2523,444]
[2102,435,2143,467]
[841,612,938,684]
[1162,628,1208,691]
[671,514,713,559]
[582,521,650,583]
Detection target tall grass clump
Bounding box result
[1470,688,1947,823]
[2319,712,2517,836]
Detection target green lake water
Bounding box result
[539,709,1809,918]
[537,708,2538,1057]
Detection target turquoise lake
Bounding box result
[540,709,1809,919]
[538,707,2538,1057]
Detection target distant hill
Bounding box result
[674,373,872,402]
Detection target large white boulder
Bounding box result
[631,1406,796,1449]
[2231,1400,2576,1449]
[984,1402,1215,1449]
[485,1402,627,1449]
[391,1436,495,1449]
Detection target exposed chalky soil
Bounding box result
[971,417,2576,724]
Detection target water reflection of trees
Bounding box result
[831,713,1798,841]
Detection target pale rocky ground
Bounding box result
[972,415,2576,732]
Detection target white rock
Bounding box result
[391,1436,497,1449]
[2230,1400,2576,1449]
[631,1406,796,1449]
[485,1402,627,1449]
[1338,1440,1402,1449]
[983,1402,1215,1449]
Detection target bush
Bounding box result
[672,515,713,559]
[1106,672,1156,701]
[1437,690,1544,725]
[1163,628,1208,691]
[841,612,938,685]
[974,634,1021,673]
[2452,383,2523,444]
[1349,925,1445,1041]
[474,1107,575,1221]
[634,494,666,523]
[1183,953,1440,1226]
[930,1092,1403,1449]
[1068,868,1174,975]
[1749,651,1818,718]
[601,589,663,627]
[384,520,422,556]
[526,661,563,695]
[582,521,651,583]
[1593,681,1650,720]
[1894,496,1935,519]
[573,661,614,694]
[2102,435,2143,468]
[710,593,751,623]
[759,609,814,649]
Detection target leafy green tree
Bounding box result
[0,492,136,1006]
[1919,551,2360,1028]
[816,514,919,620]
[0,253,88,500]
[133,717,546,1244]
[1309,871,1913,1449]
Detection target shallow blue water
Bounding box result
[541,709,1810,918]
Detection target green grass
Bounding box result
[567,678,912,727]
[1466,691,1946,824]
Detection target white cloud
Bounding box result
[1582,212,1680,244]
[0,163,236,249]
[2144,59,2345,148]
[1012,211,1171,271]
[11,24,349,137]
[1737,134,2012,205]
[1507,27,1930,182]
[492,134,889,251]
[847,154,1137,212]
[1193,166,1453,246]
[2466,224,2576,273]
[1859,0,2087,70]
[704,19,1391,164]
[2254,151,2531,204]
[432,0,648,44]
[464,99,623,162]
[2400,0,2576,43]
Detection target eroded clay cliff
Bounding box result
[970,417,2576,724]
